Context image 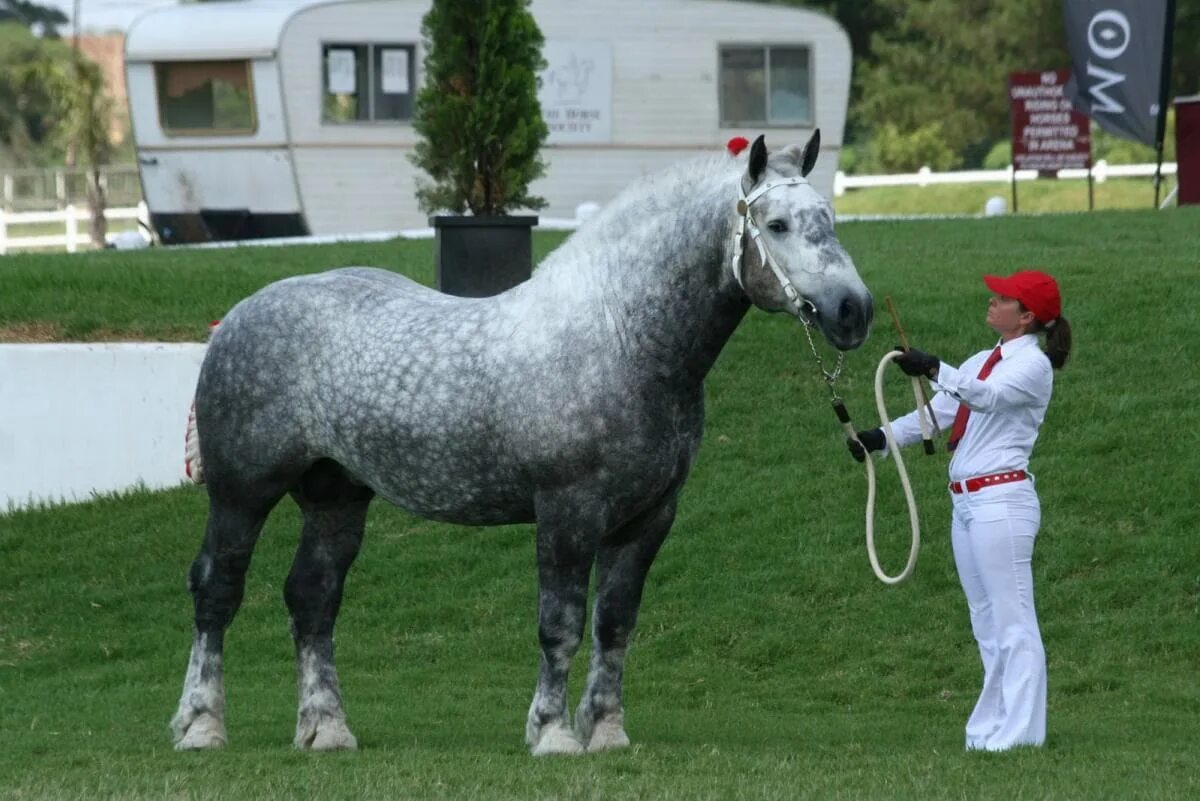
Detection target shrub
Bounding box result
[983,140,1011,170]
[865,122,961,173]
[409,0,549,216]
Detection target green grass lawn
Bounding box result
[1,209,1199,799]
[0,236,570,341]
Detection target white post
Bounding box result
[1094,159,1108,184]
[56,170,67,209]
[0,208,7,256]
[1159,183,1179,209]
[65,204,78,253]
[833,170,846,197]
[917,166,932,187]
[2,173,12,211]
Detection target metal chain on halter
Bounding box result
[796,310,846,401]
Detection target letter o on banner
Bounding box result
[1088,10,1131,60]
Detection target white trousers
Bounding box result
[950,480,1046,751]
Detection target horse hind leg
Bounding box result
[172,491,282,750]
[575,491,678,753]
[525,490,605,756]
[286,459,373,751]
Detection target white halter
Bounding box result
[732,173,845,395]
[730,176,816,319]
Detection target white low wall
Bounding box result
[0,344,207,512]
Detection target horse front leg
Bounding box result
[286,470,372,751]
[575,491,678,752]
[525,492,603,756]
[172,497,275,749]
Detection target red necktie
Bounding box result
[947,346,1002,452]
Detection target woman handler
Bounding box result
[849,269,1072,751]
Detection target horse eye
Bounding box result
[767,220,788,234]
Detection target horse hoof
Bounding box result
[173,713,227,750]
[295,716,358,751]
[530,722,585,757]
[586,716,631,753]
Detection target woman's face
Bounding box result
[987,294,1035,338]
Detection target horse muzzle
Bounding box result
[811,289,873,351]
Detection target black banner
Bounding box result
[1063,0,1174,147]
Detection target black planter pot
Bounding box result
[431,215,538,298]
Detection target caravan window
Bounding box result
[323,43,415,123]
[718,45,813,128]
[155,60,256,135]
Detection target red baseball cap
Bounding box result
[983,270,1061,324]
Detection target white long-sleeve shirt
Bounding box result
[885,334,1053,482]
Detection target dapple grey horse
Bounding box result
[171,133,873,756]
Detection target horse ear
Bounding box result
[747,135,768,184]
[800,128,821,177]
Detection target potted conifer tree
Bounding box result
[410,0,549,297]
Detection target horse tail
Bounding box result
[184,320,221,485]
[184,400,204,484]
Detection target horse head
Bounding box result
[732,131,873,351]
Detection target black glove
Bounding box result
[847,427,887,463]
[893,346,940,379]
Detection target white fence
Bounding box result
[1,164,143,211]
[833,159,1177,196]
[5,162,1173,208]
[0,202,150,255]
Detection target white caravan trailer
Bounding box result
[125,0,851,244]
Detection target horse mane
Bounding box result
[536,153,742,279]
[535,147,810,285]
[582,153,738,230]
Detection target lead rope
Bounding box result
[807,329,928,584]
[730,171,923,583]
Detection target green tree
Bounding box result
[1171,0,1200,98]
[0,0,66,37]
[26,52,114,245]
[0,22,73,166]
[854,0,1070,171]
[728,0,1198,171]
[849,0,1198,170]
[866,122,960,172]
[409,0,549,215]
